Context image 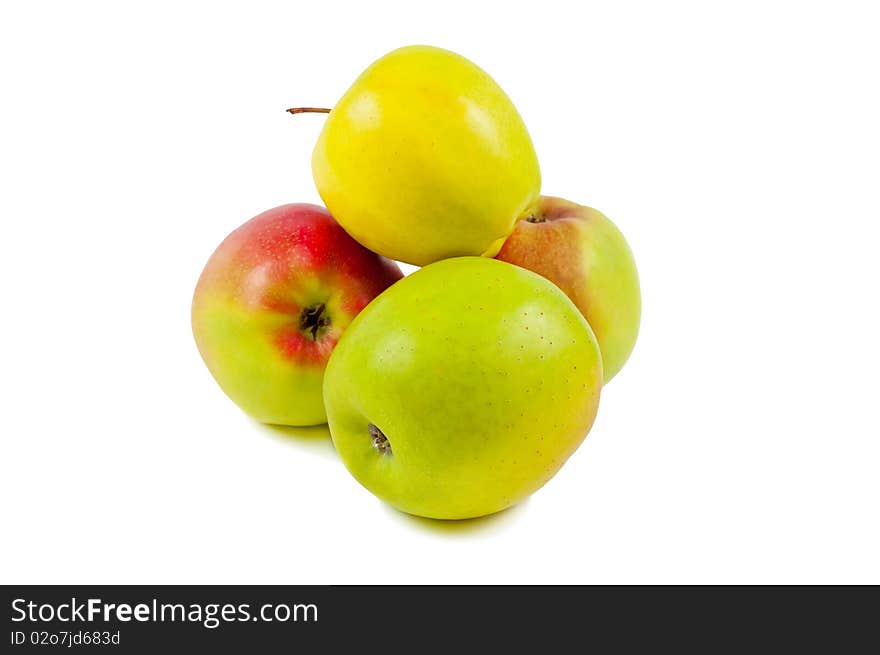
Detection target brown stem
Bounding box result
[286,107,331,115]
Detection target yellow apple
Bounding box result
[310,45,541,266]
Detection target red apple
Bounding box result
[496,196,640,382]
[192,203,403,425]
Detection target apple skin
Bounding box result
[311,45,541,266]
[323,257,602,520]
[192,204,403,426]
[496,196,640,382]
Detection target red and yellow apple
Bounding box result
[496,196,640,382]
[192,203,403,426]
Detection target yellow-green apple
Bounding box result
[323,257,602,520]
[496,196,640,382]
[306,45,541,266]
[192,204,403,426]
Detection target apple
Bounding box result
[323,257,603,520]
[192,204,403,426]
[496,196,640,382]
[304,45,541,266]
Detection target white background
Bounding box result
[2,1,878,584]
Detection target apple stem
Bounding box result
[286,107,332,115]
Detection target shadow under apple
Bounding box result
[381,498,530,536]
[251,421,337,461]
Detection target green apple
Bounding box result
[309,45,541,266]
[497,196,640,382]
[323,257,603,520]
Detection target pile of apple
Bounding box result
[192,46,640,520]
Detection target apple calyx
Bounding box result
[286,107,332,115]
[368,424,392,456]
[299,303,331,341]
[524,214,547,224]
